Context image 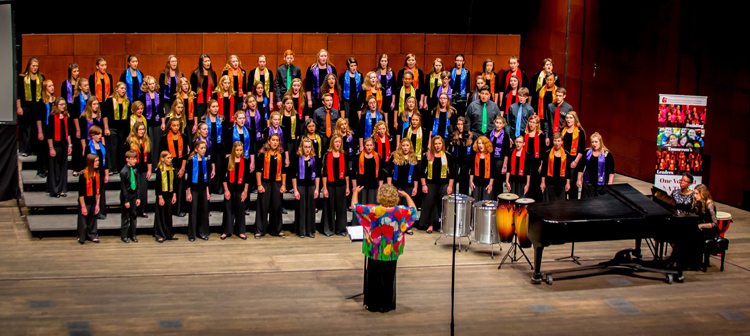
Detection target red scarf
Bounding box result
[295,95,304,119]
[524,131,541,158]
[136,141,148,163]
[511,149,526,176]
[553,103,563,133]
[85,171,100,197]
[263,152,282,181]
[167,132,183,158]
[474,153,490,178]
[329,89,340,110]
[377,136,390,161]
[327,152,345,181]
[54,115,69,141]
[359,151,380,177]
[229,158,244,183]
[547,149,566,177]
[504,91,516,114]
[198,73,212,104]
[504,69,522,88]
[218,95,236,122]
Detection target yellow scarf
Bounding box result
[160,166,174,192]
[254,67,271,97]
[24,74,43,102]
[113,98,130,121]
[429,73,442,98]
[427,152,448,179]
[406,126,423,156]
[130,115,147,130]
[398,86,416,112]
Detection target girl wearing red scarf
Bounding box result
[77,154,101,244]
[322,135,350,237]
[505,136,532,197]
[523,115,548,202]
[562,112,585,200]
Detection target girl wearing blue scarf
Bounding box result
[186,141,211,241]
[339,57,363,127]
[71,79,91,174]
[84,126,108,219]
[201,99,226,195]
[119,55,143,102]
[358,96,384,149]
[430,93,455,140]
[396,96,419,145]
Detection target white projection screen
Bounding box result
[0,3,15,124]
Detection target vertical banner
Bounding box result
[655,94,707,192]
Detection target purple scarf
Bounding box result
[248,109,263,140]
[585,149,606,185]
[145,93,160,121]
[268,126,284,148]
[299,156,316,180]
[384,71,393,96]
[437,85,452,102]
[490,129,505,158]
[65,80,74,103]
[311,64,330,97]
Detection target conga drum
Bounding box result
[473,200,500,244]
[441,194,473,237]
[514,198,535,248]
[716,211,732,238]
[496,193,518,242]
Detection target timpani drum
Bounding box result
[716,211,732,238]
[514,198,535,248]
[472,201,500,244]
[441,194,473,237]
[496,193,519,242]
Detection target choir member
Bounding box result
[499,56,529,103]
[523,115,547,202]
[175,77,197,135]
[45,97,72,198]
[165,99,187,135]
[129,101,147,131]
[298,119,324,161]
[319,73,343,113]
[243,95,264,161]
[119,55,143,103]
[126,122,151,218]
[17,58,44,156]
[222,55,248,98]
[577,132,615,198]
[397,96,420,144]
[481,59,501,105]
[312,93,341,151]
[360,71,385,125]
[280,96,300,183]
[102,82,130,172]
[34,79,55,177]
[544,87,573,144]
[283,78,306,120]
[334,118,357,158]
[201,99,225,194]
[190,54,217,125]
[359,95,385,149]
[465,86,502,137]
[499,75,519,116]
[541,133,571,202]
[469,75,487,105]
[388,138,421,235]
[252,80,272,123]
[84,126,108,219]
[158,55,182,119]
[222,141,250,240]
[88,58,113,106]
[489,116,513,198]
[120,151,141,243]
[186,141,211,241]
[193,123,216,178]
[275,50,302,110]
[292,138,320,238]
[505,136,532,197]
[322,135,350,236]
[262,112,289,166]
[161,118,190,217]
[139,75,162,163]
[77,154,101,244]
[506,87,535,138]
[396,54,424,98]
[154,150,177,242]
[61,63,79,112]
[391,71,422,121]
[255,134,287,238]
[306,49,337,111]
[450,54,471,117]
[402,112,429,160]
[420,136,454,233]
[430,93,455,140]
[422,58,444,113]
[530,58,561,98]
[339,57,363,125]
[212,75,240,129]
[469,136,494,201]
[535,73,558,134]
[375,54,395,116]
[431,72,453,116]
[352,138,385,226]
[248,55,274,105]
[562,111,585,200]
[449,117,475,195]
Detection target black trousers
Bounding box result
[343,100,360,133]
[222,190,246,236]
[135,170,149,215]
[148,125,162,164]
[351,188,377,226]
[581,182,608,199]
[120,196,137,238]
[471,182,492,202]
[71,130,85,171]
[106,127,127,174]
[97,171,107,216]
[420,183,448,230]
[33,122,48,175]
[528,170,543,202]
[294,185,316,236]
[47,145,68,196]
[256,180,283,236]
[77,202,98,242]
[187,188,210,239]
[172,174,186,215]
[210,146,225,194]
[509,180,527,198]
[491,159,506,200]
[18,108,32,154]
[153,194,174,240]
[323,185,348,236]
[456,164,470,195]
[543,179,567,202]
[364,258,398,312]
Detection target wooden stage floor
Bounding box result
[1,175,749,335]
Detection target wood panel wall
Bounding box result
[22,33,520,95]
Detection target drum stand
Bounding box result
[435,233,470,252]
[555,243,581,265]
[498,234,533,270]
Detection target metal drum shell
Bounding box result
[473,201,500,244]
[441,194,473,237]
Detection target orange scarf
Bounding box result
[263,151,283,181]
[483,72,495,96]
[85,171,101,197]
[538,84,556,119]
[186,95,194,120]
[524,131,541,158]
[231,69,244,97]
[474,153,490,178]
[358,151,380,177]
[367,89,383,110]
[406,68,419,89]
[94,72,110,102]
[562,126,579,156]
[167,132,183,158]
[547,148,566,177]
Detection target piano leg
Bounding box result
[531,245,544,284]
[633,239,643,259]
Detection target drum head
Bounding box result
[516,198,535,205]
[498,193,519,201]
[474,200,498,209]
[716,211,732,220]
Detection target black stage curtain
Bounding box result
[0,125,20,201]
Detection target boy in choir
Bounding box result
[543,87,573,145]
[120,151,141,243]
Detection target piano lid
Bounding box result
[528,184,675,224]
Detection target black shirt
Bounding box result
[223,158,250,192]
[293,156,320,187]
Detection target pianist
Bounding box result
[692,184,718,232]
[670,173,694,212]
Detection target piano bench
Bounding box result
[703,237,729,272]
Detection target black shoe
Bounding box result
[245,209,251,215]
[97,214,106,220]
[130,237,138,243]
[121,238,130,243]
[239,235,247,240]
[170,237,179,241]
[189,238,195,242]
[338,232,347,237]
[60,193,67,197]
[406,230,413,235]
[77,240,84,245]
[139,213,148,218]
[281,208,288,214]
[325,233,333,237]
[177,212,187,217]
[298,235,305,238]
[157,238,164,243]
[315,208,320,214]
[50,194,58,198]
[220,235,227,240]
[200,236,209,241]
[92,239,100,243]
[308,234,315,238]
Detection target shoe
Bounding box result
[308,234,315,238]
[121,238,130,243]
[245,209,251,215]
[170,237,179,241]
[278,233,285,238]
[97,214,106,220]
[239,235,247,240]
[20,153,28,157]
[315,208,320,214]
[220,234,227,240]
[406,230,413,235]
[72,172,78,177]
[324,233,332,237]
[281,208,288,214]
[298,235,305,238]
[338,232,347,237]
[77,240,84,245]
[177,212,187,217]
[189,238,195,242]
[60,193,67,197]
[139,213,148,218]
[254,234,262,239]
[92,239,100,243]
[200,236,209,241]
[130,237,138,243]
[50,194,58,198]
[156,238,164,243]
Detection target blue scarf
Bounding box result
[364,111,382,139]
[299,156,316,180]
[45,103,51,125]
[401,113,412,138]
[451,68,467,97]
[125,69,143,101]
[393,163,415,183]
[262,96,269,120]
[88,140,105,166]
[78,92,89,114]
[162,75,173,99]
[342,71,361,100]
[206,115,222,143]
[515,103,524,138]
[192,154,207,183]
[233,126,251,158]
[432,110,450,138]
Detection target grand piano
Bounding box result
[526,183,702,285]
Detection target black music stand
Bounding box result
[555,243,581,265]
[498,234,533,269]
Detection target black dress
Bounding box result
[322,152,349,236]
[223,158,249,237]
[45,113,69,196]
[541,149,572,202]
[293,156,320,237]
[153,166,176,240]
[419,152,455,230]
[186,155,211,240]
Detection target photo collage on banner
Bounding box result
[655,94,708,192]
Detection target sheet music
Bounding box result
[347,226,364,241]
